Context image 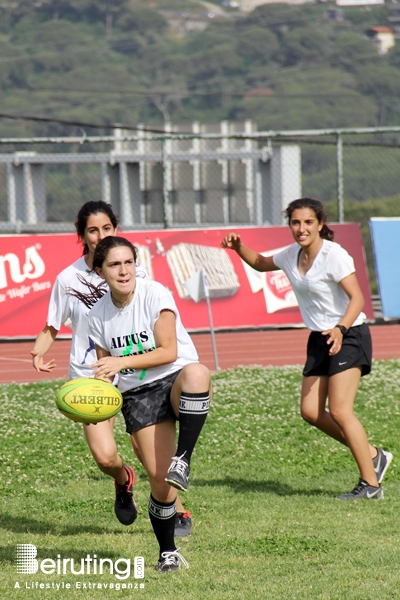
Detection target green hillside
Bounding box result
[0,0,399,136]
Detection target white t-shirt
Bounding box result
[88,278,199,394]
[272,239,366,331]
[47,256,148,380]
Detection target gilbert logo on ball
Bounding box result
[56,378,122,424]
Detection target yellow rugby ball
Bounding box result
[56,378,122,424]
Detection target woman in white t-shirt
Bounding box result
[222,197,392,501]
[87,235,211,572]
[31,201,144,528]
[31,201,191,535]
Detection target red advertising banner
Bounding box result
[0,224,373,338]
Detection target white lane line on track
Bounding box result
[0,356,32,363]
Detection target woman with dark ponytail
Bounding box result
[221,198,392,500]
[31,200,191,535]
[31,201,142,527]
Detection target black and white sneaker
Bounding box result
[336,478,383,501]
[156,549,189,572]
[373,448,393,484]
[114,465,138,525]
[165,453,190,492]
[175,511,192,537]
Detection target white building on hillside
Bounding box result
[235,0,385,11]
[238,0,313,11]
[366,26,395,54]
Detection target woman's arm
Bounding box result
[30,325,58,372]
[221,232,278,272]
[91,309,178,380]
[322,272,365,355]
[338,273,365,330]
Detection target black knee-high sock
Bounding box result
[176,391,210,462]
[148,495,176,557]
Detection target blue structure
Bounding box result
[370,218,400,319]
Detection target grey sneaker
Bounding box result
[156,549,189,572]
[373,448,393,484]
[165,453,190,492]
[336,478,383,501]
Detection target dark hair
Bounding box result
[67,274,108,309]
[284,198,335,241]
[93,236,138,272]
[67,237,137,308]
[74,201,120,255]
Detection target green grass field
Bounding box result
[1,361,400,600]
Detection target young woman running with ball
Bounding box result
[88,235,211,571]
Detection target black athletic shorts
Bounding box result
[303,323,372,378]
[121,369,181,434]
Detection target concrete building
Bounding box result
[1,121,302,230]
[238,0,314,11]
[161,11,213,38]
[366,26,395,54]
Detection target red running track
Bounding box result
[1,324,399,385]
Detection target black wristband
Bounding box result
[335,324,348,336]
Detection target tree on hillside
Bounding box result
[35,0,77,20]
[0,41,18,88]
[240,3,311,33]
[184,21,236,54]
[0,0,36,29]
[117,7,167,35]
[10,19,101,73]
[84,0,130,38]
[280,27,327,67]
[330,33,381,72]
[236,27,279,64]
[356,64,400,98]
[189,44,241,82]
[356,64,400,125]
[0,0,80,24]
[235,66,378,130]
[0,0,131,33]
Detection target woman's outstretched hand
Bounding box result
[221,232,242,251]
[31,351,56,372]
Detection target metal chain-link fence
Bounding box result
[1,123,400,233]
